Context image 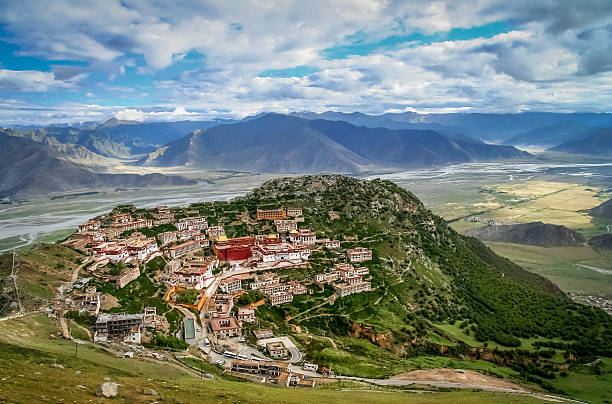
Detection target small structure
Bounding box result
[218,277,242,294]
[94,313,144,343]
[253,329,273,340]
[267,292,293,306]
[250,273,280,290]
[289,229,316,245]
[274,219,298,233]
[333,281,372,297]
[346,247,372,263]
[237,307,255,324]
[210,317,242,339]
[157,231,178,245]
[286,207,303,217]
[266,341,289,359]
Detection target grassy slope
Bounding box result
[0,244,83,315]
[0,313,542,404]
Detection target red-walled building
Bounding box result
[213,235,283,262]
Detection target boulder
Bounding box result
[97,382,118,398]
[143,388,158,396]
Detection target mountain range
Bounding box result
[139,114,530,173]
[3,110,612,200]
[0,134,196,201]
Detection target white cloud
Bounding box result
[114,106,199,122]
[0,0,610,124]
[0,69,70,92]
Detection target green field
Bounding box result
[0,313,546,404]
[485,242,612,299]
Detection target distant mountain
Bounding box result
[0,133,196,201]
[503,121,606,148]
[292,111,612,143]
[549,129,612,155]
[6,119,236,158]
[140,114,530,173]
[463,222,586,247]
[589,234,612,250]
[591,198,612,218]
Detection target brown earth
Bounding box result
[391,368,525,391]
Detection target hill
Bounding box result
[462,222,586,247]
[502,122,605,148]
[0,133,196,200]
[589,234,612,250]
[140,114,529,172]
[235,176,610,369]
[549,129,612,155]
[590,198,612,218]
[2,175,611,402]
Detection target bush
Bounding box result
[150,334,188,350]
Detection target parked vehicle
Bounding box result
[223,351,237,358]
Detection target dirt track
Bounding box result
[391,368,525,391]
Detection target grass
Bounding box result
[0,313,545,404]
[0,244,83,314]
[442,180,608,232]
[485,242,612,299]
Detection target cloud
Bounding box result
[0,0,611,125]
[0,69,72,91]
[114,106,199,122]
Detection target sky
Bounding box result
[0,0,611,126]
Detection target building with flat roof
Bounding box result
[333,281,372,297]
[94,313,144,342]
[253,329,273,339]
[210,316,242,339]
[237,307,255,323]
[289,229,316,245]
[274,219,298,233]
[256,209,287,221]
[231,360,292,377]
[286,207,302,217]
[167,240,201,259]
[347,247,372,263]
[219,277,242,294]
[267,292,293,306]
[266,341,289,359]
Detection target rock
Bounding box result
[142,389,158,396]
[97,382,118,398]
[103,377,110,381]
[52,363,64,369]
[76,385,87,389]
[75,370,82,375]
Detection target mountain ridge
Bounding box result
[140,114,530,172]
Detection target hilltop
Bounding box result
[462,222,586,247]
[2,175,611,403]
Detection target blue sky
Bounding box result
[0,0,611,125]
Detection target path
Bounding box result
[333,374,586,402]
[286,294,336,321]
